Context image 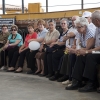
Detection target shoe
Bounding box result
[14,70,23,73]
[97,87,100,93]
[78,82,95,92]
[62,80,72,85]
[6,70,15,72]
[38,74,45,77]
[33,70,41,75]
[0,66,7,70]
[65,79,81,90]
[57,76,68,82]
[27,70,34,74]
[46,74,54,78]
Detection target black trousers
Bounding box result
[84,54,100,81]
[26,50,38,71]
[60,54,76,80]
[47,52,54,75]
[52,49,64,71]
[10,49,30,68]
[72,55,87,81]
[0,46,19,67]
[44,52,48,75]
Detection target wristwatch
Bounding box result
[85,50,88,54]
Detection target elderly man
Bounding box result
[66,10,100,93]
[65,17,96,91]
[82,11,96,29]
[78,10,100,93]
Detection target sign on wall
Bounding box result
[0,18,15,31]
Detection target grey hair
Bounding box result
[47,19,56,26]
[72,16,79,20]
[60,18,69,26]
[74,17,89,27]
[92,10,100,20]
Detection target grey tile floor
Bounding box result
[0,72,100,100]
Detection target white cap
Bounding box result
[82,11,92,17]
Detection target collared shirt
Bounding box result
[95,27,100,47]
[0,32,9,45]
[88,23,96,30]
[76,26,96,48]
[8,33,23,47]
[44,29,60,42]
[37,28,48,39]
[67,27,78,46]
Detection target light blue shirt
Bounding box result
[8,33,23,47]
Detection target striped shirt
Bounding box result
[77,26,96,48]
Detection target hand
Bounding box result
[50,42,57,47]
[63,36,68,42]
[3,44,8,51]
[72,45,76,49]
[78,49,86,55]
[28,39,33,43]
[68,48,77,54]
[19,49,23,53]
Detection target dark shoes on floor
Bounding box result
[78,82,96,92]
[65,79,81,90]
[57,75,68,82]
[27,70,34,74]
[97,88,100,93]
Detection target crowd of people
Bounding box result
[0,10,100,93]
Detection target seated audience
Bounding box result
[1,25,23,71]
[8,24,37,72]
[26,19,48,74]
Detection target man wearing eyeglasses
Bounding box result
[0,25,9,70]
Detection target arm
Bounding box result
[9,40,21,47]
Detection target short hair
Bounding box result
[37,19,45,26]
[74,17,89,27]
[48,19,56,26]
[72,16,79,20]
[1,25,8,28]
[27,24,34,29]
[92,10,100,20]
[60,18,69,26]
[11,25,18,31]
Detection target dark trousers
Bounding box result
[10,49,30,68]
[60,54,76,80]
[72,55,87,81]
[84,54,100,81]
[44,52,48,75]
[52,49,64,71]
[1,46,19,67]
[47,52,54,75]
[26,50,38,71]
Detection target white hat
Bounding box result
[82,11,92,17]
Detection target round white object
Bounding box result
[29,41,40,50]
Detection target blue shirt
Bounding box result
[8,33,23,47]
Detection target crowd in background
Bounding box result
[0,10,100,93]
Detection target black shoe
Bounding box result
[38,74,45,77]
[65,79,81,90]
[78,82,95,92]
[46,74,54,78]
[27,70,34,74]
[97,88,100,93]
[57,76,68,82]
[33,70,41,75]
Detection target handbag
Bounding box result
[46,44,65,53]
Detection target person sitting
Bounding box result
[26,19,48,74]
[8,24,37,72]
[35,19,60,76]
[0,25,10,70]
[65,17,96,91]
[46,18,69,81]
[1,25,23,71]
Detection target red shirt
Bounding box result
[24,32,37,47]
